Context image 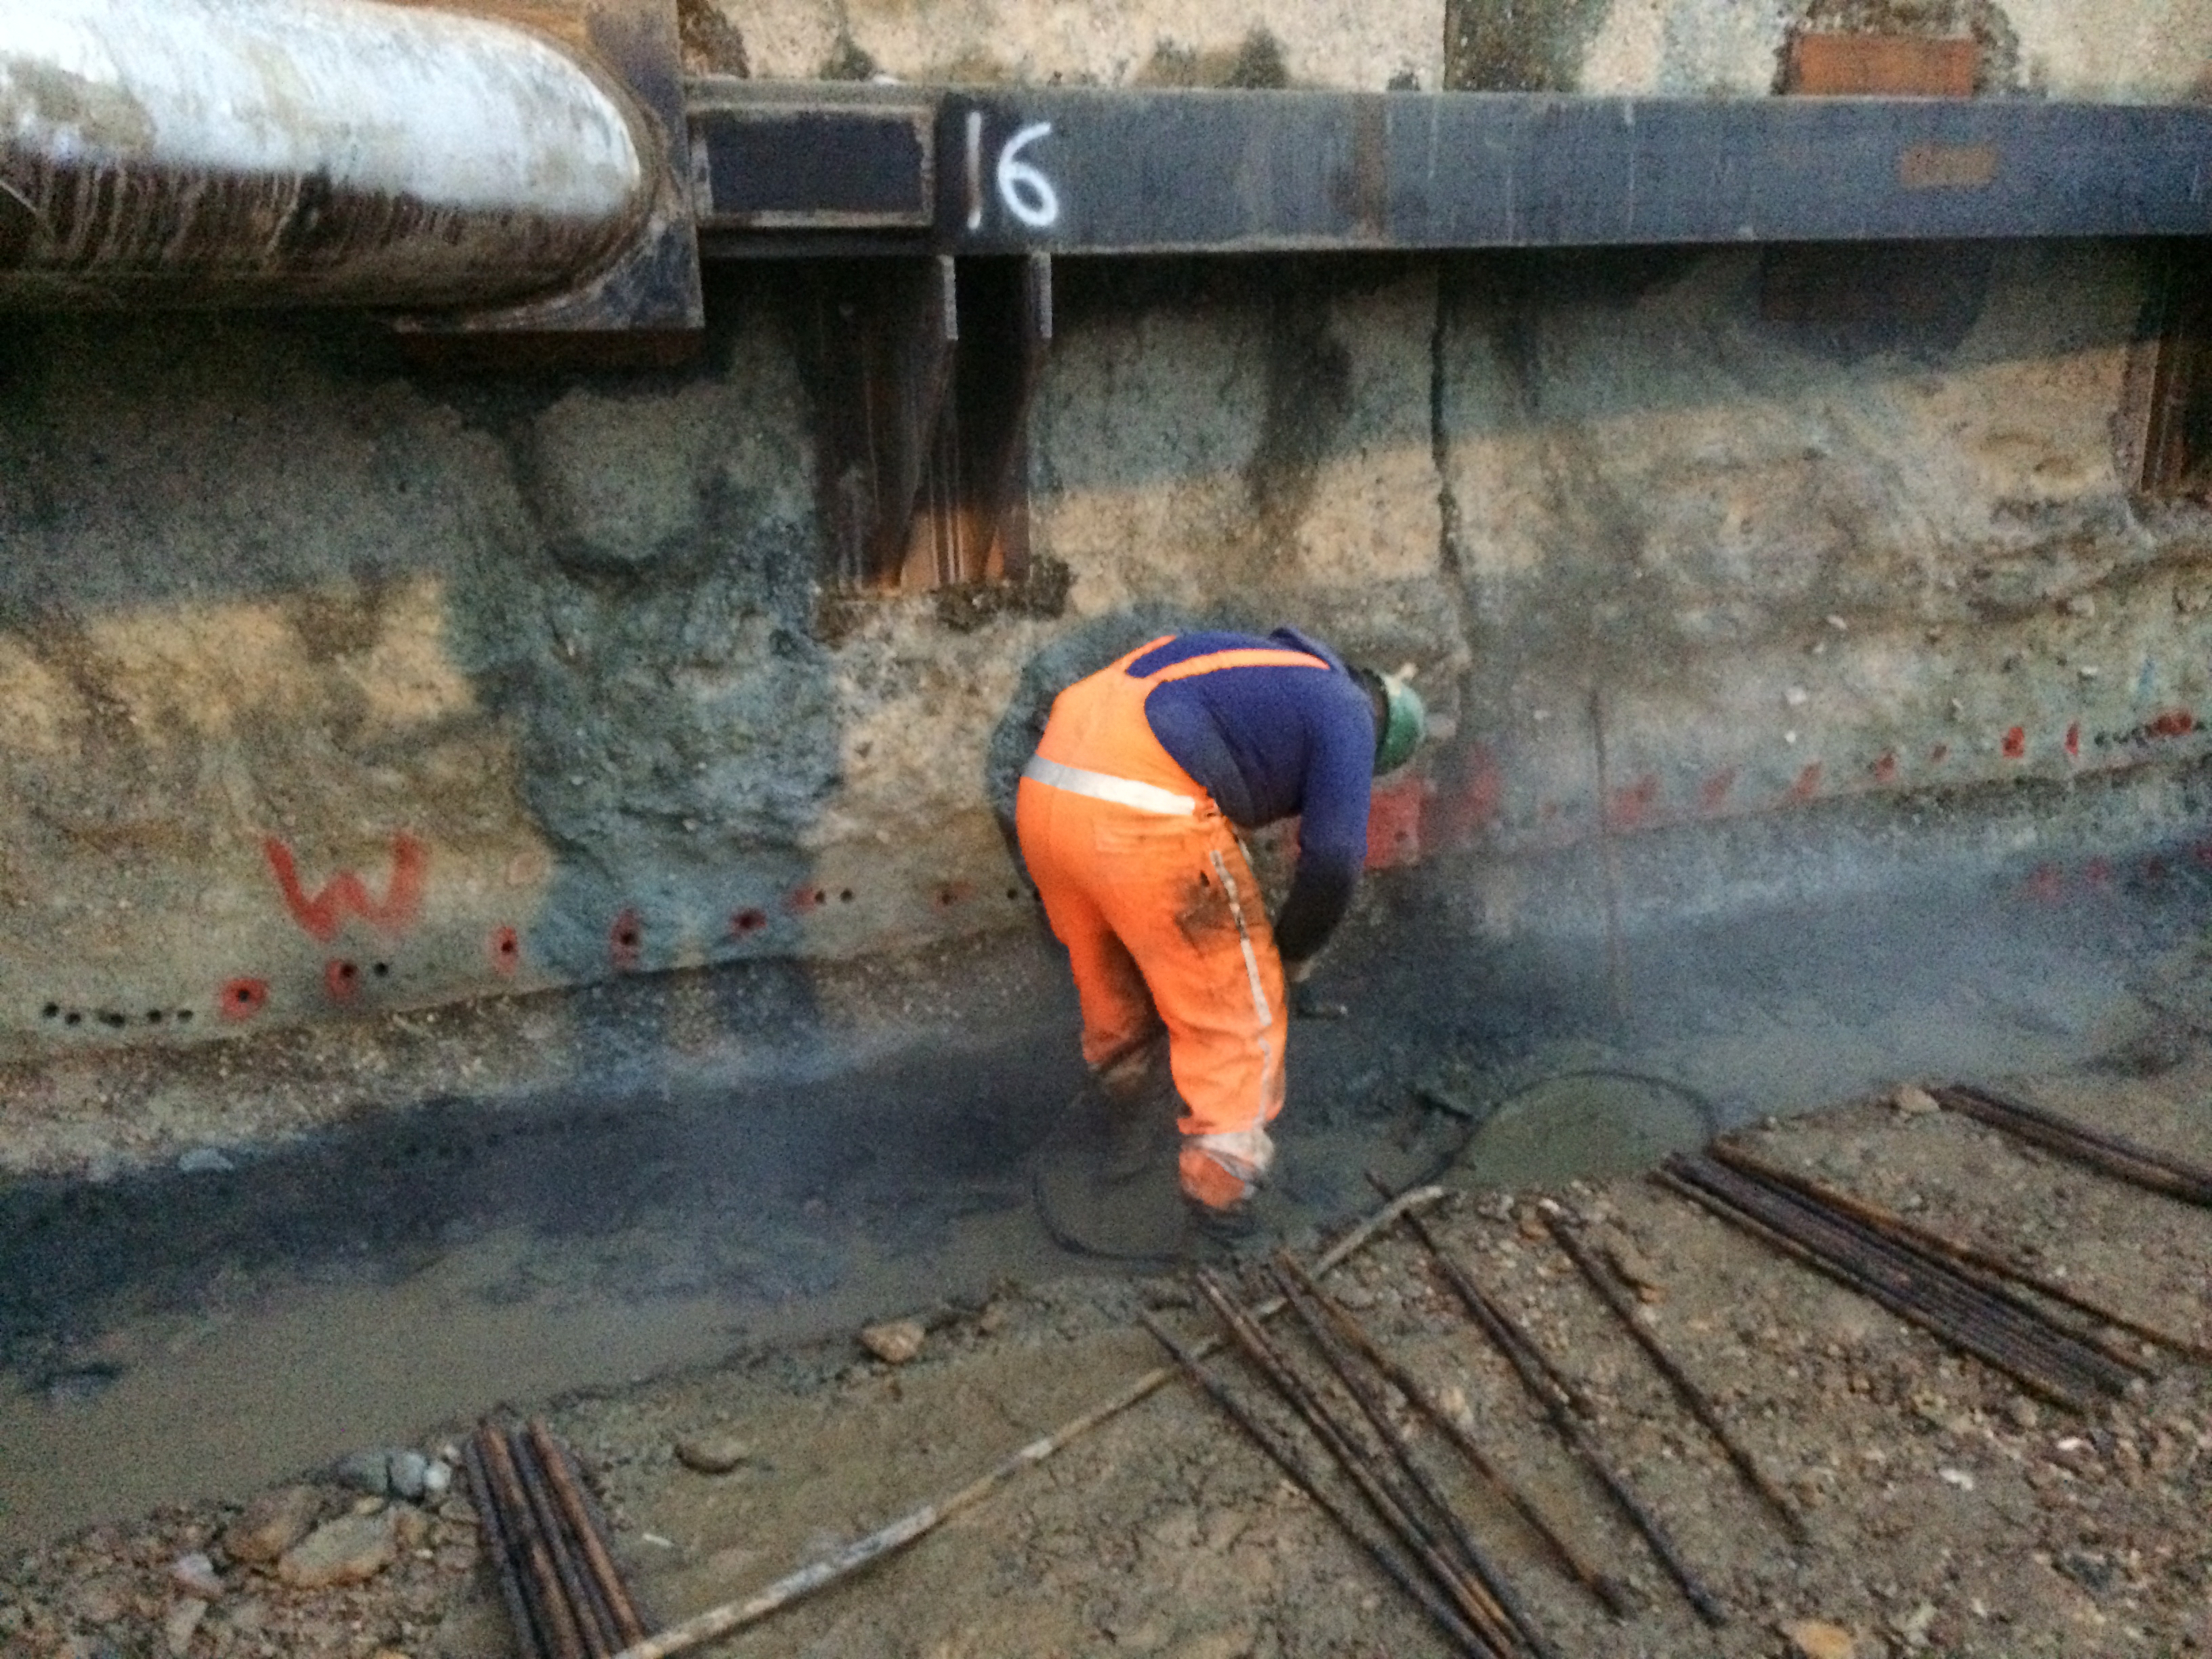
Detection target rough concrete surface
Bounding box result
[703,0,1445,90]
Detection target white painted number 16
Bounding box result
[966,112,1061,231]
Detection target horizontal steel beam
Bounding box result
[690,82,2212,256]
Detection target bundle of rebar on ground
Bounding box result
[1144,1258,1563,1659]
[463,1418,653,1659]
[1932,1082,2212,1208]
[1658,1146,2148,1414]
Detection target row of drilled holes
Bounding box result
[43,1004,195,1029]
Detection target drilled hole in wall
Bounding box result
[337,962,358,981]
[176,1010,192,1023]
[64,1011,81,1026]
[734,909,767,935]
[839,889,855,903]
[372,962,390,978]
[41,1002,58,1019]
[100,1012,125,1029]
[146,1010,163,1024]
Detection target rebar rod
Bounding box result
[1538,1213,1810,1544]
[1934,1085,2212,1208]
[1269,1259,1559,1659]
[464,1431,550,1659]
[1711,1142,2210,1364]
[1380,1184,1730,1627]
[1677,1155,2134,1400]
[1654,1161,2098,1414]
[607,1184,1449,1659]
[1139,1311,1493,1658]
[1195,1272,1517,1657]
[1669,1158,2119,1399]
[1275,1252,1637,1620]
[531,1422,654,1646]
[508,1426,618,1658]
[476,1425,590,1659]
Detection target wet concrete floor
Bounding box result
[2,849,2205,1547]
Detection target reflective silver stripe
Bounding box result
[1021,755,1197,816]
[1209,850,1275,1035]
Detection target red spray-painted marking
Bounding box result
[786,885,826,915]
[1365,775,1425,869]
[935,880,977,909]
[2148,709,2197,738]
[264,833,428,943]
[489,926,520,977]
[2085,858,2112,890]
[2064,723,2081,760]
[1870,752,1898,785]
[1788,763,1824,802]
[1607,774,1661,833]
[1929,743,1949,764]
[323,960,359,1002]
[1425,750,1500,848]
[218,977,268,1021]
[732,907,768,936]
[610,908,642,971]
[1700,769,1737,813]
[2025,863,2065,903]
[2002,726,2027,760]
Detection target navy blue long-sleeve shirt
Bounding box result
[1133,629,1376,965]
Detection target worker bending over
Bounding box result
[1017,628,1425,1233]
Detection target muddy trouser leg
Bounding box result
[1017,778,1164,1076]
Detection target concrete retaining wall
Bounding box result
[3,0,2211,1059]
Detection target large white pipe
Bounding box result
[0,0,653,308]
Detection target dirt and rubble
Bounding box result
[8,1046,2212,1658]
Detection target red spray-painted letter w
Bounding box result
[264,834,429,942]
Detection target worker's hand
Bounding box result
[1287,964,1347,1021]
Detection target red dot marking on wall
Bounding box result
[1607,774,1661,834]
[1538,800,1559,822]
[218,978,269,1022]
[323,960,359,1002]
[1697,769,1737,813]
[2002,726,2027,760]
[2145,856,2169,880]
[732,908,768,936]
[1869,752,1898,785]
[489,926,520,977]
[935,880,977,909]
[2149,709,2198,739]
[610,908,642,972]
[1929,743,1949,764]
[2025,863,2065,903]
[2085,858,2112,890]
[786,886,826,915]
[1788,763,1824,803]
[2064,722,2081,760]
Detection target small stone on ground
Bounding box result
[674,1432,752,1475]
[278,1513,396,1589]
[222,1486,323,1565]
[859,1318,925,1365]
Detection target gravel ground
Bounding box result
[9,1042,2212,1659]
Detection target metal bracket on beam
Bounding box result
[809,253,1052,590]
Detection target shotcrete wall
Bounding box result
[3,0,2211,1061]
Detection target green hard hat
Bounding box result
[1372,671,1426,775]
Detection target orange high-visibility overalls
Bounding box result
[1017,636,1331,1210]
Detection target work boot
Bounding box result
[1183,1196,1261,1255]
